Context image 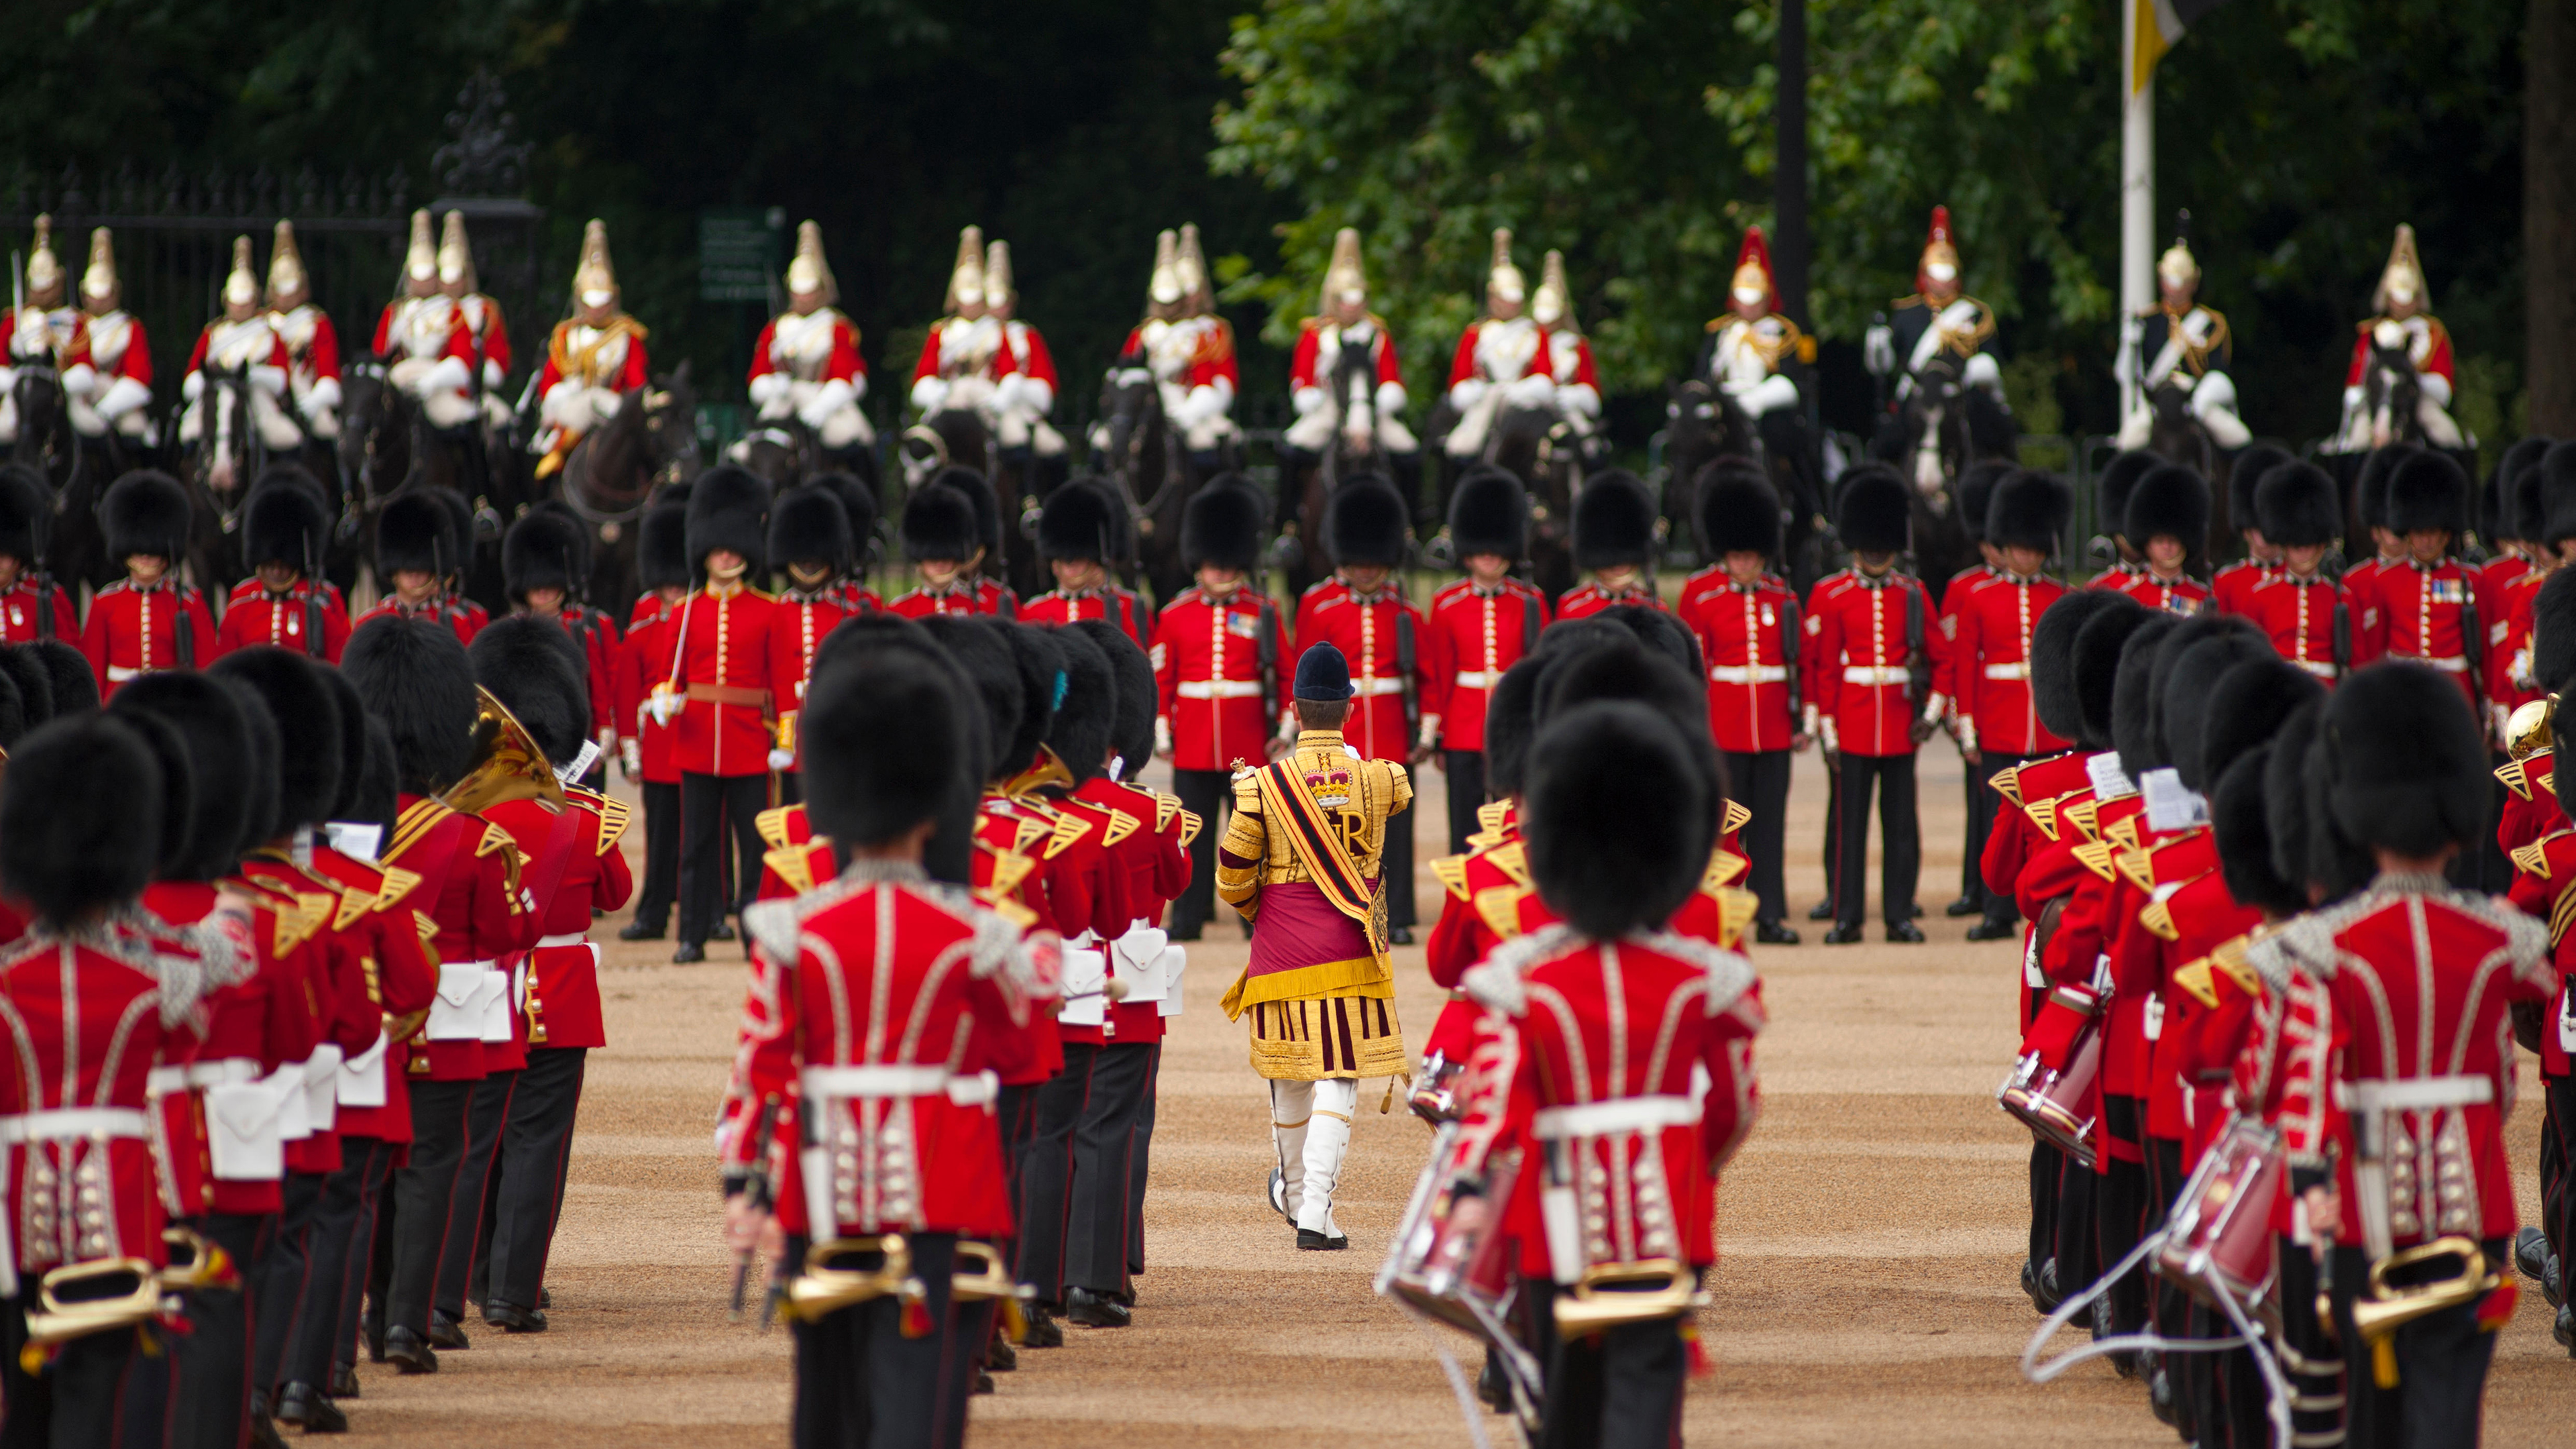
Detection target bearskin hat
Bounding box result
[1572,470,1658,570]
[0,647,52,729]
[1955,460,2015,546]
[30,641,92,717]
[376,490,451,578]
[2031,591,2141,744]
[2356,443,2422,533]
[1536,633,1705,741]
[314,667,372,822]
[0,466,44,567]
[207,647,344,830]
[803,651,964,849]
[221,674,284,855]
[2124,464,2210,553]
[2254,462,2343,549]
[1483,654,1548,801]
[685,465,770,573]
[1597,602,1705,681]
[1069,619,1157,775]
[996,622,1064,779]
[2096,451,2161,543]
[2196,657,2323,798]
[929,467,1004,564]
[1450,466,1530,561]
[1524,702,1713,938]
[1834,464,1911,556]
[2110,614,2183,780]
[1044,623,1118,784]
[2384,449,2469,537]
[102,470,191,564]
[767,482,855,574]
[1986,470,2072,555]
[2153,621,2273,792]
[2534,564,2576,694]
[639,492,692,592]
[2071,598,2156,753]
[469,616,590,767]
[502,506,587,602]
[806,612,989,883]
[0,716,161,925]
[343,717,400,841]
[432,488,479,578]
[2539,441,2576,549]
[241,476,329,572]
[815,472,879,559]
[916,615,1025,783]
[113,708,195,877]
[2323,661,2489,856]
[1694,464,1780,559]
[902,482,982,564]
[342,614,478,794]
[1038,478,1122,566]
[2495,435,2553,539]
[2227,445,2294,539]
[1182,475,1267,573]
[1328,474,1410,568]
[0,669,25,752]
[106,672,255,881]
[2212,747,2302,916]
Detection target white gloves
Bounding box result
[766,747,796,771]
[749,372,791,407]
[798,377,854,429]
[1504,374,1555,409]
[910,376,950,415]
[1292,385,1328,418]
[1155,715,1173,757]
[1447,378,1490,414]
[1863,323,1895,377]
[621,739,643,777]
[422,355,472,396]
[1375,380,1409,416]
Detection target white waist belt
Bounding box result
[1710,665,1787,685]
[535,932,588,949]
[1531,1093,1701,1140]
[147,1059,260,1095]
[2294,659,2340,678]
[802,1065,1000,1108]
[1177,680,1264,700]
[2397,653,2469,673]
[1453,669,1504,690]
[1354,678,1407,697]
[0,1108,150,1143]
[1841,665,1910,686]
[1982,662,2031,680]
[2340,1075,2495,1111]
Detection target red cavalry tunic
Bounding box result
[1424,579,1549,753]
[217,579,351,662]
[1678,570,1799,753]
[81,579,217,698]
[1803,568,1933,758]
[1150,584,1280,772]
[1945,568,2068,759]
[661,582,779,778]
[749,311,864,389]
[1288,579,1431,763]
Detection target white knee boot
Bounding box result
[1297,1078,1358,1238]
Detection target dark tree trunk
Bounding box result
[1775,0,1809,331]
[2530,0,2576,432]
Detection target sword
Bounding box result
[729,1094,783,1322]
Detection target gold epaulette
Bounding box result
[1721,799,1752,838]
[387,798,454,863]
[2072,840,2116,881]
[2106,815,2141,851]
[333,886,373,932]
[1177,809,1203,847]
[2170,957,2220,1008]
[2211,934,2263,996]
[478,822,524,894]
[1995,767,2025,810]
[2028,794,2062,841]
[1044,808,1093,860]
[576,788,633,854]
[415,909,440,951]
[763,845,818,897]
[982,845,1038,906]
[1706,851,1750,890]
[755,804,800,852]
[1476,800,1512,835]
[376,865,423,914]
[1431,854,1472,902]
[2061,798,2100,842]
[2513,840,2551,879]
[1715,886,1759,948]
[2116,849,2155,894]
[1102,809,1139,849]
[2498,758,2530,801]
[1474,885,1528,940]
[2553,879,2576,950]
[2139,898,2179,941]
[1155,792,1180,834]
[1486,839,1531,888]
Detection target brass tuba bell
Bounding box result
[1549,1257,1707,1336]
[783,1234,924,1322]
[23,1257,164,1348]
[2350,1236,2500,1389]
[439,686,567,816]
[2506,695,2557,762]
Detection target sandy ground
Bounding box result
[327,739,2572,1446]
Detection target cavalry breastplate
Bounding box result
[771,310,843,377]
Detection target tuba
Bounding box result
[21,1257,163,1350]
[783,1234,924,1322]
[2349,1236,2500,1389]
[440,686,567,816]
[2506,694,2557,761]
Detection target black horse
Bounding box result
[177,364,289,592]
[1869,356,2015,598]
[8,365,112,592]
[2352,329,2428,452]
[1094,364,1208,608]
[900,404,1049,598]
[553,362,698,619]
[1279,334,1391,597]
[1664,378,1832,588]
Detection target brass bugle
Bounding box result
[2506,695,2557,761]
[158,1226,235,1291]
[440,686,568,816]
[24,1257,162,1346]
[2352,1235,2499,1389]
[948,1240,1028,1303]
[783,1233,921,1322]
[1550,1257,1705,1336]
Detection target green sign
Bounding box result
[700,207,784,303]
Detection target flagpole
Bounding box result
[2120,0,2154,423]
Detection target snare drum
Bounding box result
[2154,1117,2282,1313]
[1998,1014,2104,1169]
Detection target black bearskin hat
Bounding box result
[1069,619,1157,775]
[30,641,93,716]
[0,669,26,752]
[0,716,160,926]
[2254,462,2343,549]
[0,647,51,729]
[2227,445,2294,539]
[1955,460,2015,547]
[2110,614,2182,780]
[2323,661,2489,856]
[107,672,254,881]
[997,622,1065,778]
[2152,621,2272,792]
[242,477,329,572]
[1694,464,1780,559]
[431,488,477,581]
[0,466,44,566]
[1450,466,1529,561]
[803,651,965,849]
[2031,591,2142,744]
[639,491,692,591]
[2532,568,2576,692]
[502,506,588,602]
[1328,474,1410,568]
[2196,657,2323,798]
[816,472,879,559]
[1598,602,1705,681]
[768,483,855,574]
[2539,441,2576,549]
[1483,654,1548,801]
[102,470,191,563]
[376,490,451,578]
[1525,702,1713,938]
[470,616,590,767]
[345,716,400,840]
[1573,470,1658,570]
[806,612,989,885]
[1038,478,1122,565]
[1986,470,2072,554]
[2495,435,2553,540]
[113,708,194,877]
[916,615,1025,784]
[686,465,770,573]
[1044,623,1118,784]
[2096,451,2161,543]
[220,674,283,854]
[1835,464,1911,556]
[343,614,478,794]
[2124,464,2209,553]
[930,467,1004,564]
[1182,476,1267,573]
[2212,747,2302,916]
[2070,596,2156,752]
[315,667,372,822]
[207,647,345,830]
[2384,449,2469,537]
[2356,443,2422,533]
[902,481,982,564]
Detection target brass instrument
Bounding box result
[1550,1258,1706,1336]
[22,1257,162,1348]
[157,1226,235,1291]
[949,1238,1034,1342]
[2506,695,2557,761]
[783,1234,924,1322]
[2351,1236,2500,1389]
[439,686,567,816]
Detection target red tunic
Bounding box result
[80,580,218,698]
[2241,571,2371,683]
[1424,579,1549,753]
[889,581,1011,619]
[302,845,441,1144]
[484,790,631,1053]
[1149,586,1281,771]
[2209,558,2269,619]
[217,580,352,662]
[767,588,869,769]
[352,596,479,647]
[2089,564,2211,615]
[1943,569,2069,758]
[1802,568,1933,758]
[1288,580,1432,762]
[2363,557,2496,710]
[0,578,76,643]
[387,796,539,1085]
[659,584,779,778]
[1018,588,1153,648]
[749,311,864,388]
[1554,582,1666,622]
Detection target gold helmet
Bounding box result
[1532,249,1574,331]
[438,211,478,292]
[267,219,307,305]
[786,219,836,304]
[23,215,61,300]
[1319,227,1366,315]
[80,226,119,308]
[1177,223,1211,314]
[1485,227,1525,309]
[1917,205,1960,294]
[573,219,619,308]
[1731,227,1774,307]
[1147,229,1182,309]
[944,225,987,314]
[2156,211,2199,292]
[984,239,1014,312]
[2373,223,2429,314]
[222,235,260,311]
[403,208,437,287]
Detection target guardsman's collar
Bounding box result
[706,578,746,599]
[1470,582,1510,598]
[1294,729,1346,750]
[781,583,836,603]
[2002,567,2043,584]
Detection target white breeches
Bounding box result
[757,378,876,447]
[1724,372,1801,419]
[179,386,303,451]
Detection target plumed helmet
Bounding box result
[1327,475,1410,568]
[2253,462,2343,549]
[1833,464,1911,555]
[1524,702,1713,937]
[1693,464,1780,559]
[2383,449,2469,538]
[106,672,255,881]
[469,616,591,766]
[767,482,855,574]
[1986,470,2072,555]
[803,651,965,848]
[101,470,191,563]
[342,615,478,794]
[207,647,344,830]
[1572,470,1658,570]
[1448,466,1529,562]
[685,465,771,573]
[2124,464,2210,553]
[0,716,161,926]
[1181,475,1267,572]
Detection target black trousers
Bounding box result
[788,1232,968,1449]
[1066,1042,1152,1298]
[176,1210,270,1449]
[2331,1239,2504,1449]
[1719,749,1792,926]
[252,1169,325,1398]
[2095,1097,2151,1336]
[1170,769,1232,936]
[1126,1044,1161,1276]
[386,1077,474,1336]
[2052,1146,2100,1303]
[2275,1235,2345,1446]
[305,1136,395,1387]
[2145,1138,2198,1442]
[478,1046,588,1313]
[437,1069,519,1320]
[2027,1140,2062,1272]
[1833,751,1919,928]
[633,779,682,928]
[1016,1044,1093,1306]
[681,770,770,945]
[1383,795,1417,930]
[0,1296,136,1449]
[1817,757,1841,911]
[1970,751,2029,926]
[1518,1277,1687,1449]
[1442,749,1487,855]
[2542,1069,2576,1272]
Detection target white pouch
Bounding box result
[1156,945,1186,1018]
[474,969,513,1044]
[337,1032,389,1109]
[1110,925,1170,1004]
[1059,946,1108,1028]
[427,963,488,1040]
[2558,985,2576,1055]
[303,1044,343,1134]
[265,1063,313,1142]
[205,1079,288,1181]
[1540,1182,1583,1286]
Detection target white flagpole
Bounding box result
[2121,0,2155,424]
